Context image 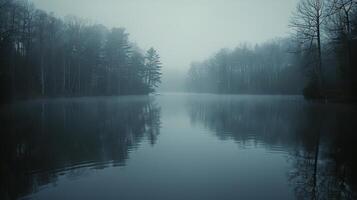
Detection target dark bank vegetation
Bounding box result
[0,0,162,103]
[187,0,357,101]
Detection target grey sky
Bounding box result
[32,0,298,73]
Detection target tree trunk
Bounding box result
[316,13,323,94]
[78,63,81,95]
[345,11,354,97]
[63,59,66,94]
[41,55,45,96]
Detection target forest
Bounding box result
[0,0,162,103]
[186,0,357,100]
[186,39,304,94]
[1,1,357,200]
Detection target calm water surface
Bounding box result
[1,94,356,200]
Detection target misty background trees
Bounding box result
[1,0,356,101]
[186,39,305,94]
[187,0,357,100]
[0,0,162,102]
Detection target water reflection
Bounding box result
[0,96,161,200]
[187,95,357,200]
[288,106,357,200]
[1,94,357,200]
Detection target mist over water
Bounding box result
[1,94,356,200]
[1,0,357,199]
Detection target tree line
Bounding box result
[186,39,305,94]
[187,0,357,100]
[0,0,162,102]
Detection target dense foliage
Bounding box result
[0,0,162,102]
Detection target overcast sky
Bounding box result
[32,0,298,73]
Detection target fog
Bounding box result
[2,0,357,199]
[32,0,298,91]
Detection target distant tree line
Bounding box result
[186,39,305,94]
[0,0,162,102]
[187,0,357,100]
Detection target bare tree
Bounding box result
[328,0,357,94]
[290,0,331,93]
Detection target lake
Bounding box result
[1,94,356,200]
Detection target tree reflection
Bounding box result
[187,96,357,199]
[187,96,305,148]
[288,106,323,200]
[0,96,161,200]
[289,106,357,200]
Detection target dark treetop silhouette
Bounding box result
[0,0,162,103]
